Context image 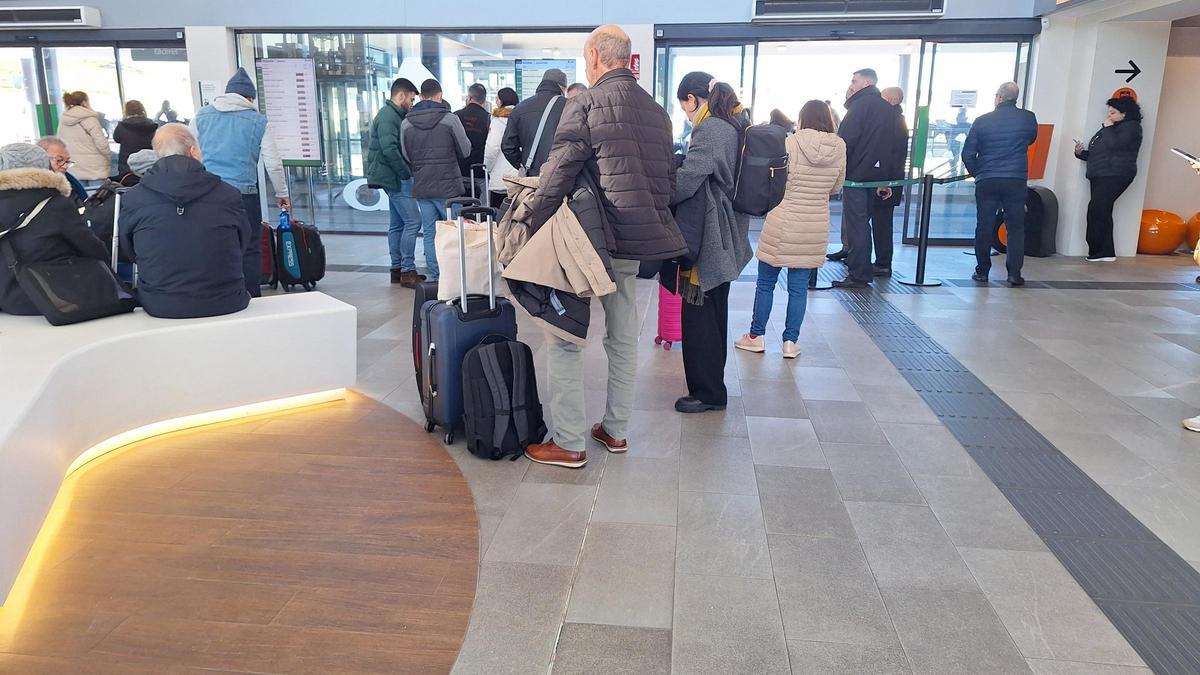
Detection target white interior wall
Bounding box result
[183,27,237,112]
[1142,27,1200,223]
[1029,2,1177,256]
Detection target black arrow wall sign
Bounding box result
[1116,60,1142,83]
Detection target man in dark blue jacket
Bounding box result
[120,124,251,319]
[963,82,1038,286]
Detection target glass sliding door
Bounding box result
[41,47,122,151]
[117,47,194,123]
[908,41,1027,243]
[0,48,40,144]
[660,44,755,152]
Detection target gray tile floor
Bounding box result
[312,233,1200,674]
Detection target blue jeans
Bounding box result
[387,179,423,271]
[750,261,811,343]
[414,198,443,281]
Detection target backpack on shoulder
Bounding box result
[733,123,789,217]
[462,338,547,461]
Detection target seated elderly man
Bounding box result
[120,124,251,319]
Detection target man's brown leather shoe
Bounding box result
[591,424,628,453]
[525,442,587,469]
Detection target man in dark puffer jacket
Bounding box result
[963,81,1038,286]
[120,125,250,319]
[522,25,687,471]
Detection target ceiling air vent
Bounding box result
[752,0,946,22]
[0,6,101,29]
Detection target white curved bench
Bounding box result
[0,293,358,604]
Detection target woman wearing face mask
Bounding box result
[1074,97,1143,262]
[666,71,752,414]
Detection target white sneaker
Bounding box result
[1085,256,1117,262]
[1184,416,1200,433]
[782,341,801,360]
[736,334,765,353]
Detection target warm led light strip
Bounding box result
[0,387,346,621]
[66,388,348,475]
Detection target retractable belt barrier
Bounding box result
[834,173,970,288]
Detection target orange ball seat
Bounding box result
[1138,209,1186,255]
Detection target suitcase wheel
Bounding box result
[302,282,315,292]
[424,420,436,433]
[654,336,662,346]
[443,430,454,445]
[662,341,673,351]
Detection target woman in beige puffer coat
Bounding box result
[737,100,846,359]
[56,91,112,181]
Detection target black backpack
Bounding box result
[733,124,789,217]
[462,339,547,460]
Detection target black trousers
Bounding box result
[489,190,506,210]
[870,199,896,268]
[841,187,874,283]
[240,193,263,298]
[681,281,730,406]
[1086,176,1133,259]
[974,178,1026,278]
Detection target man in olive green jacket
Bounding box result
[366,78,424,286]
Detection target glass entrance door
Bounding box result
[907,41,1028,243]
[660,44,755,151]
[0,48,40,143]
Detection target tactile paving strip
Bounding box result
[834,288,1200,675]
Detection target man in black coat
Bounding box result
[834,68,904,288]
[501,68,567,176]
[870,86,910,276]
[455,82,490,194]
[120,124,251,319]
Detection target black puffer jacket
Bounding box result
[401,100,472,200]
[1077,120,1142,179]
[0,168,109,315]
[506,180,614,343]
[839,85,905,183]
[526,68,687,262]
[120,155,250,319]
[113,116,158,175]
[502,79,566,176]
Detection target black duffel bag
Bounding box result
[0,196,136,326]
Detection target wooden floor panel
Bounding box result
[0,391,478,674]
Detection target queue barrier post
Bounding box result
[899,173,944,288]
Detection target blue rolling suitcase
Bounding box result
[419,203,516,444]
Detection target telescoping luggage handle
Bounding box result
[457,205,497,312]
[469,163,489,201]
[109,190,137,288]
[445,197,480,221]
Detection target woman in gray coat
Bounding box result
[668,71,752,414]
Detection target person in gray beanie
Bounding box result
[0,143,109,315]
[127,148,157,177]
[190,67,290,297]
[0,142,51,171]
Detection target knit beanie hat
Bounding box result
[0,143,50,171]
[225,67,257,100]
[128,149,158,176]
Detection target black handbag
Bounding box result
[1,197,137,326]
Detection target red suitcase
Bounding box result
[260,222,277,288]
[655,284,683,351]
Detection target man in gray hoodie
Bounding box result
[191,68,290,296]
[400,78,471,281]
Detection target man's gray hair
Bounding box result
[36,136,66,152]
[587,25,632,68]
[997,82,1020,102]
[152,123,199,158]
